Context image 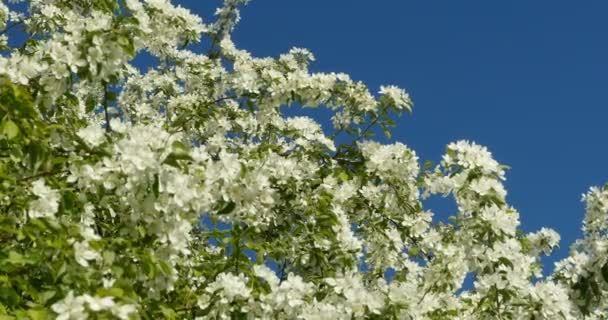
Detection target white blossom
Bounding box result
[77,122,106,147]
[379,85,412,112]
[51,291,87,320]
[28,179,59,219]
[73,240,101,267]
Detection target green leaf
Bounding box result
[337,171,349,182]
[116,35,130,47]
[37,290,56,304]
[152,175,160,198]
[601,262,608,283]
[117,35,135,56]
[246,99,255,113]
[26,308,49,320]
[26,143,48,173]
[7,251,33,265]
[97,287,124,298]
[111,266,124,278]
[498,257,514,269]
[1,119,19,139]
[239,163,247,179]
[382,128,392,139]
[0,287,20,307]
[217,201,236,215]
[163,141,193,167]
[106,91,117,102]
[85,96,96,113]
[159,260,173,275]
[590,279,600,297]
[103,250,116,265]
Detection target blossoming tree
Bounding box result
[0,0,606,319]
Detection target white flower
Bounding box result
[206,273,251,301]
[359,140,419,182]
[479,205,519,236]
[446,140,504,177]
[332,205,362,253]
[73,240,101,267]
[289,47,315,62]
[469,176,507,199]
[109,118,128,133]
[51,291,87,320]
[77,122,106,147]
[28,179,59,219]
[527,227,560,256]
[529,282,575,319]
[253,264,279,289]
[286,116,335,151]
[112,304,137,320]
[165,215,193,255]
[0,2,8,30]
[325,273,385,316]
[83,294,115,311]
[264,273,315,314]
[86,11,112,31]
[379,85,412,112]
[79,226,101,241]
[102,277,116,288]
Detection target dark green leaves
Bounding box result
[216,201,236,215]
[163,140,193,168]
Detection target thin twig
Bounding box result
[21,170,68,182]
[103,82,111,132]
[212,95,238,104]
[353,105,389,143]
[279,260,288,284]
[386,217,435,261]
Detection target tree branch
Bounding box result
[103,82,111,132]
[20,170,68,182]
[279,260,289,284]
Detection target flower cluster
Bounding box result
[51,291,136,320]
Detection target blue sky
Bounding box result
[178,0,608,272]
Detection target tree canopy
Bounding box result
[0,0,607,319]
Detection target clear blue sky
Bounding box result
[177,0,608,273]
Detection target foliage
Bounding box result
[0,0,606,319]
